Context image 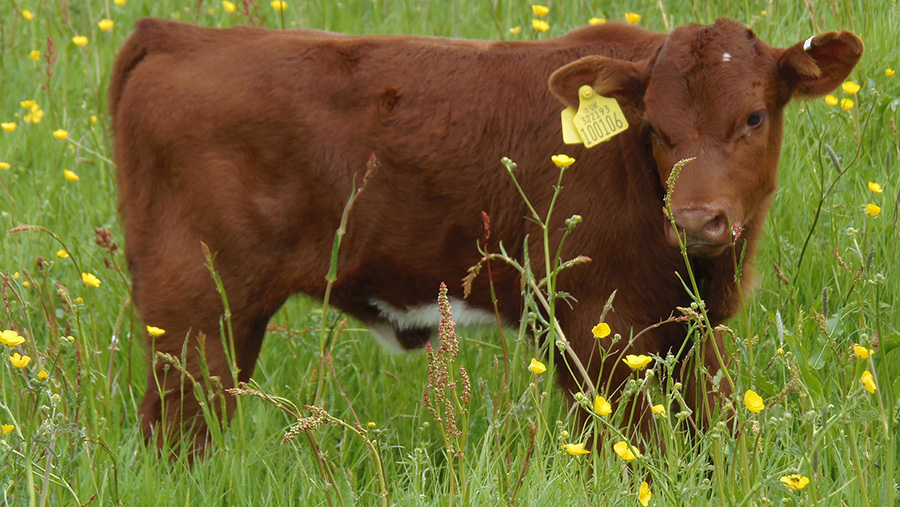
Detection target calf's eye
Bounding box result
[646,124,667,146]
[747,112,764,128]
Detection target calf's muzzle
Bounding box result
[666,204,736,255]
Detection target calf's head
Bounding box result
[550,19,862,255]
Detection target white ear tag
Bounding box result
[803,36,815,51]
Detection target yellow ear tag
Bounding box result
[569,85,629,148]
[561,107,582,145]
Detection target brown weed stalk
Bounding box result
[423,282,471,505]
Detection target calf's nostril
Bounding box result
[704,214,728,240]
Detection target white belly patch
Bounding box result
[368,298,497,351]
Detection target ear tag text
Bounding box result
[562,85,629,148]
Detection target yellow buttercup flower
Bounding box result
[861,370,876,393]
[550,153,575,167]
[12,272,19,279]
[64,170,79,182]
[1,123,15,132]
[20,100,36,110]
[594,395,611,416]
[865,203,881,217]
[887,68,896,77]
[98,19,114,31]
[625,12,641,24]
[592,322,610,338]
[744,389,764,412]
[532,19,549,32]
[146,325,166,337]
[528,358,547,374]
[651,404,667,417]
[825,95,838,106]
[613,441,640,460]
[853,344,874,359]
[623,354,652,370]
[0,330,25,347]
[10,353,31,368]
[551,154,575,167]
[639,481,651,506]
[780,474,810,491]
[223,0,236,13]
[22,9,34,20]
[72,36,89,47]
[38,369,48,380]
[57,249,69,259]
[22,282,29,288]
[90,115,98,125]
[841,81,860,94]
[776,347,784,355]
[589,17,606,25]
[81,272,101,287]
[840,98,854,110]
[271,0,287,11]
[561,442,590,456]
[114,0,126,5]
[509,26,521,35]
[29,50,40,60]
[0,162,10,170]
[868,181,883,194]
[24,105,44,124]
[1,425,14,435]
[531,4,549,16]
[53,129,69,140]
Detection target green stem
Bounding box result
[538,168,568,346]
[664,158,737,395]
[712,434,728,505]
[329,417,389,507]
[0,403,37,507]
[202,245,244,449]
[317,159,376,404]
[527,279,596,397]
[846,429,872,507]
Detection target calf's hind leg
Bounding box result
[133,252,284,452]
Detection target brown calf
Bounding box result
[110,18,861,447]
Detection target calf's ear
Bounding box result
[548,56,651,109]
[778,31,863,100]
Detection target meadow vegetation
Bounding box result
[1,0,898,505]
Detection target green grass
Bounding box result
[1,0,899,505]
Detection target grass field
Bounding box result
[1,0,899,505]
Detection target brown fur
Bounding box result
[110,18,861,449]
